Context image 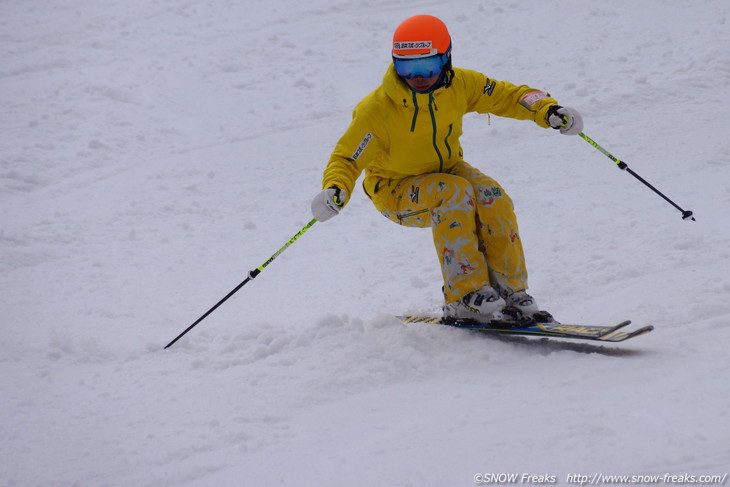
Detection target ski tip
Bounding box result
[600,324,654,342]
[624,325,655,340]
[638,325,655,334]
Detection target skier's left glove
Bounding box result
[547,105,583,135]
[311,186,348,222]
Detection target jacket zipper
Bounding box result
[410,91,419,132]
[428,93,444,172]
[409,90,448,172]
[445,123,453,159]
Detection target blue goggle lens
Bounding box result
[394,54,446,79]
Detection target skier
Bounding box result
[311,14,583,323]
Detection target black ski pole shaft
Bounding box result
[578,132,695,221]
[164,218,318,349]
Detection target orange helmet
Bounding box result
[392,15,451,59]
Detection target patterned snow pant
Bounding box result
[378,161,528,303]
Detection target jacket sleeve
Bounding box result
[321,102,386,197]
[460,69,558,128]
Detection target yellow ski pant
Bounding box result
[377,161,528,303]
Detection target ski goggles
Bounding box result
[393,53,448,79]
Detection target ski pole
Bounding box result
[578,132,695,221]
[164,218,318,349]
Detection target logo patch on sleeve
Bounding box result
[519,91,548,108]
[483,78,496,96]
[348,133,373,162]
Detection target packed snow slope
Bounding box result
[2,1,729,486]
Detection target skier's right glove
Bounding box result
[311,186,348,222]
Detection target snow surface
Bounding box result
[2,1,730,486]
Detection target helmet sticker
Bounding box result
[393,41,432,51]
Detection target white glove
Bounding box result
[547,105,583,135]
[311,186,348,222]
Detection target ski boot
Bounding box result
[503,290,555,323]
[443,287,506,323]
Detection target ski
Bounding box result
[397,316,654,342]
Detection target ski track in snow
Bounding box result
[2,1,729,486]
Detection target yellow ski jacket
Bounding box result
[322,65,558,211]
